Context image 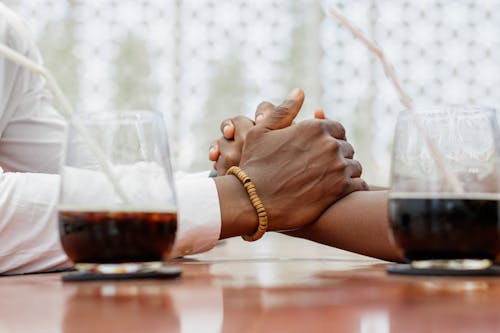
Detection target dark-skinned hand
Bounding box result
[212,88,367,232]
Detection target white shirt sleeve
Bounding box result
[0,3,66,174]
[170,171,221,258]
[0,169,72,274]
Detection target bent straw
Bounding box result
[327,6,463,193]
[0,43,132,204]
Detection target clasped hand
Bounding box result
[210,88,368,232]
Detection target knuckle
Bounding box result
[299,119,323,135]
[338,124,346,138]
[326,120,346,139]
[340,159,349,170]
[343,142,355,157]
[311,118,323,126]
[333,158,349,172]
[319,119,341,138]
[233,115,248,123]
[256,101,273,110]
[274,104,291,118]
[329,139,341,152]
[296,118,312,128]
[355,160,363,174]
[334,121,346,138]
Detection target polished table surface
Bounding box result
[2,234,500,333]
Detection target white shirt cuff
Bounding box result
[169,171,221,257]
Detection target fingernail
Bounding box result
[209,145,215,152]
[255,114,264,123]
[222,125,230,136]
[287,88,301,100]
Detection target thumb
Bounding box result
[258,88,304,130]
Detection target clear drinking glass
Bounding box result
[58,110,177,274]
[389,105,500,270]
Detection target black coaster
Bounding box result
[62,267,182,282]
[387,264,500,276]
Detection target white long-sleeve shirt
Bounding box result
[0,3,221,274]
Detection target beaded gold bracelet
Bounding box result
[226,166,268,242]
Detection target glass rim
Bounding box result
[75,110,164,123]
[398,104,497,118]
[389,192,500,200]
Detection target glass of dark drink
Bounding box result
[389,105,500,270]
[58,110,177,274]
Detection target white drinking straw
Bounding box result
[0,43,132,204]
[327,6,464,193]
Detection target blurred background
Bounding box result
[5,0,500,185]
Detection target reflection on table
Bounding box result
[1,234,500,333]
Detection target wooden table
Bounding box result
[2,234,500,333]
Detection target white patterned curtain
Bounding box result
[5,0,500,185]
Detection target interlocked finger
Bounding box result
[337,140,355,159]
[322,119,347,140]
[346,159,363,178]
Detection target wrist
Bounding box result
[213,175,258,239]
